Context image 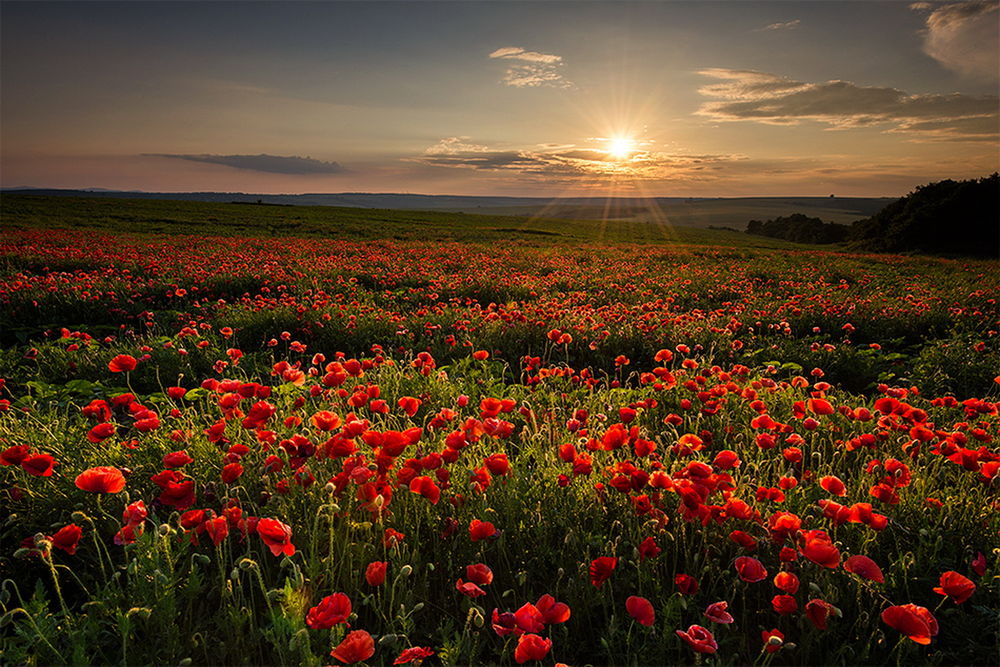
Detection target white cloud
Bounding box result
[911,1,999,79]
[488,46,572,88]
[696,68,998,141]
[756,19,801,31]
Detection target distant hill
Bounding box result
[848,174,999,257]
[0,188,890,229]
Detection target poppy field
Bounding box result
[0,202,998,666]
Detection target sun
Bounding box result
[607,136,635,160]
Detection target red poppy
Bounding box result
[626,596,655,626]
[456,579,486,598]
[366,561,387,586]
[221,462,244,484]
[762,628,785,653]
[734,556,768,582]
[933,571,975,604]
[466,563,493,586]
[1,444,30,466]
[535,594,570,624]
[469,519,497,542]
[676,625,718,654]
[843,555,884,583]
[75,466,126,493]
[674,573,698,595]
[257,518,295,557]
[638,536,661,560]
[773,571,800,593]
[514,634,552,664]
[799,530,841,568]
[820,475,847,496]
[108,354,138,373]
[805,598,836,629]
[204,516,229,546]
[87,423,117,443]
[398,396,422,417]
[51,524,83,555]
[394,647,434,664]
[589,556,618,588]
[514,603,545,633]
[330,630,375,664]
[409,476,441,504]
[21,453,56,477]
[881,604,938,645]
[306,592,352,629]
[772,594,798,615]
[972,552,986,577]
[163,450,193,468]
[704,601,734,624]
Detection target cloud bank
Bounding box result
[911,1,999,79]
[696,68,998,141]
[488,46,572,88]
[143,153,345,175]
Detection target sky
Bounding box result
[2,0,998,197]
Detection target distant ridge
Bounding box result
[0,188,891,227]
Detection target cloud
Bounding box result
[911,1,999,79]
[410,137,745,185]
[143,153,345,174]
[756,19,801,31]
[489,46,572,88]
[696,68,999,141]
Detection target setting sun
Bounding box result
[607,136,635,160]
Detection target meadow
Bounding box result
[0,196,997,666]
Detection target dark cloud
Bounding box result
[697,69,998,141]
[143,153,345,175]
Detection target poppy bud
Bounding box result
[400,565,413,577]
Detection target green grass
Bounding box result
[1,194,813,249]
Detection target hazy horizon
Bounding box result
[3,1,998,198]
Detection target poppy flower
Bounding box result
[456,578,486,598]
[771,594,798,615]
[881,604,938,645]
[75,466,126,493]
[773,571,800,593]
[330,629,375,664]
[762,628,785,653]
[535,594,570,624]
[799,530,841,568]
[638,536,661,560]
[204,516,229,546]
[589,556,617,588]
[514,603,545,633]
[491,609,519,637]
[805,598,836,629]
[394,647,434,664]
[933,571,975,604]
[21,453,56,477]
[734,556,768,582]
[514,633,552,664]
[676,625,718,654]
[87,423,117,443]
[972,552,986,577]
[704,601,734,624]
[108,355,137,373]
[409,476,441,504]
[843,555,884,583]
[306,592,352,629]
[674,573,698,595]
[626,596,655,626]
[469,519,498,542]
[257,518,295,557]
[466,563,493,586]
[221,462,244,484]
[820,475,847,496]
[163,450,193,468]
[0,444,30,466]
[366,561,387,586]
[51,524,83,555]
